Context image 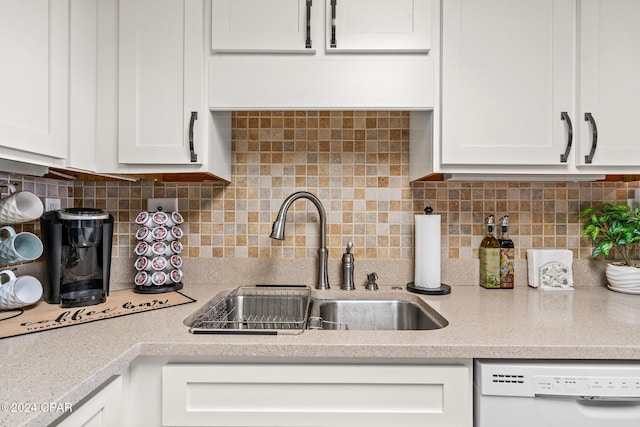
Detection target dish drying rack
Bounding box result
[186,286,311,335]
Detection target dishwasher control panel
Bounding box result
[475,360,640,427]
[476,359,640,398]
[534,375,640,397]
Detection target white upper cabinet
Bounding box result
[436,0,640,177]
[208,0,436,110]
[577,0,640,167]
[0,0,69,165]
[210,0,432,54]
[119,0,204,165]
[67,0,99,172]
[212,0,315,52]
[440,0,575,167]
[326,0,431,52]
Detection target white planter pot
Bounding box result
[605,263,640,293]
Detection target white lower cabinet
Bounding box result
[55,376,124,427]
[161,363,471,427]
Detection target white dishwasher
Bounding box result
[474,359,640,427]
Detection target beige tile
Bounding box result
[58,112,638,263]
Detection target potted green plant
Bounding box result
[580,203,640,291]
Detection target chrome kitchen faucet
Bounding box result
[270,191,330,290]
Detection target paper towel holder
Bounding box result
[408,206,451,295]
[406,282,451,295]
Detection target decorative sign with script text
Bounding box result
[0,289,196,339]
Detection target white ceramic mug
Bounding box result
[0,184,44,225]
[0,226,44,266]
[0,270,43,310]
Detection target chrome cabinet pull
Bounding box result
[584,112,598,164]
[560,111,573,163]
[305,0,312,48]
[330,0,337,48]
[189,111,198,163]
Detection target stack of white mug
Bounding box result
[0,183,45,310]
[133,210,184,293]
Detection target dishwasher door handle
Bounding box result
[535,393,640,403]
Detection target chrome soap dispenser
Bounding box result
[341,242,355,290]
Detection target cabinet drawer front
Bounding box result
[162,363,470,426]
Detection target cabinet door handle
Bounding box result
[305,0,312,48]
[330,0,337,48]
[584,112,598,164]
[560,111,573,163]
[189,111,198,163]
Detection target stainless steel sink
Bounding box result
[185,286,311,335]
[185,286,448,333]
[309,297,448,330]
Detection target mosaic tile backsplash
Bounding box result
[65,111,638,264]
[2,112,634,263]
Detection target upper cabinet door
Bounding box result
[578,0,640,167]
[0,0,68,160]
[119,0,204,165]
[326,0,431,52]
[441,0,575,166]
[211,0,316,52]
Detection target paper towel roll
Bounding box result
[414,214,441,289]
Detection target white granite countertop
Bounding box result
[3,283,640,426]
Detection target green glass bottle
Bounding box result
[479,215,500,288]
[498,215,515,289]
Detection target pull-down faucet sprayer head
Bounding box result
[270,218,286,240]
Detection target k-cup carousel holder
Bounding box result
[133,209,184,294]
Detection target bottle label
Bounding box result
[480,248,501,288]
[500,248,515,289]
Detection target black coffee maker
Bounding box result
[41,208,114,307]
